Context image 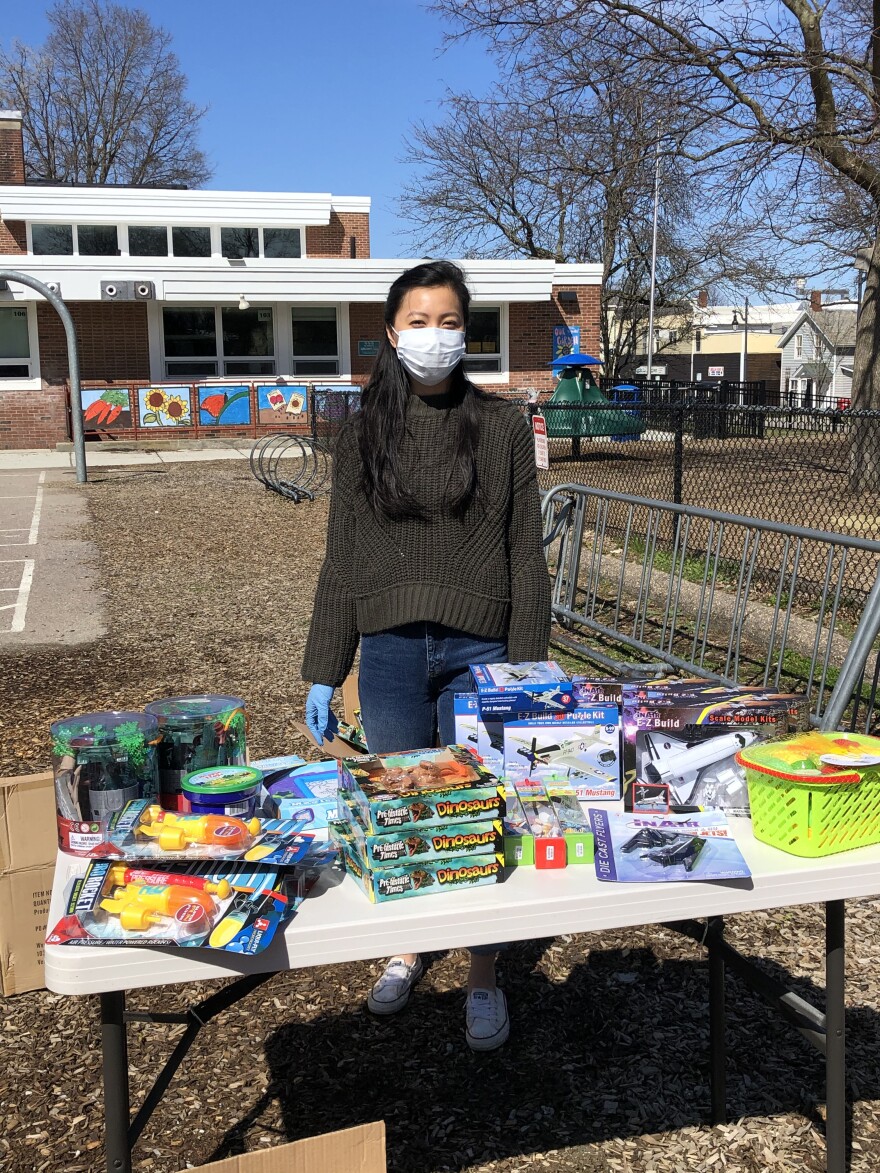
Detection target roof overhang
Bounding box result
[0,185,371,227]
[0,257,601,302]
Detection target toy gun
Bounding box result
[136,806,261,852]
[100,882,216,932]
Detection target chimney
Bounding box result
[697,290,709,309]
[810,289,822,313]
[0,111,25,184]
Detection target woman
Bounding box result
[302,259,550,1051]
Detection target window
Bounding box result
[695,329,702,353]
[291,306,339,375]
[77,224,118,256]
[221,227,259,259]
[465,307,501,372]
[162,306,276,377]
[795,334,803,358]
[263,228,301,258]
[162,307,218,377]
[221,307,275,375]
[0,306,31,377]
[129,226,169,257]
[172,227,211,258]
[31,223,73,255]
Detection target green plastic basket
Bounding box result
[737,732,880,858]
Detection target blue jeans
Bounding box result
[359,621,508,959]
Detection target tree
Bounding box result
[433,0,880,488]
[401,63,779,380]
[0,0,210,187]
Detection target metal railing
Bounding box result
[541,483,880,731]
[249,435,332,501]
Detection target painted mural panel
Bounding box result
[138,385,193,427]
[81,387,133,430]
[198,385,252,425]
[257,384,307,426]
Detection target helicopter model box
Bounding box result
[502,707,622,800]
[623,696,790,815]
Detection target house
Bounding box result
[776,291,858,409]
[0,111,601,448]
[620,292,801,395]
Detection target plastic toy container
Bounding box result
[181,765,263,817]
[736,731,880,857]
[51,711,160,854]
[145,695,247,811]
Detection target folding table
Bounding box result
[45,819,880,1173]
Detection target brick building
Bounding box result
[0,111,601,448]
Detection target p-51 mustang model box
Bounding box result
[503,707,622,800]
[339,745,504,833]
[470,661,576,717]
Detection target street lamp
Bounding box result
[731,296,750,389]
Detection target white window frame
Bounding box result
[26,222,121,257]
[158,304,279,380]
[0,302,41,389]
[120,225,171,259]
[290,303,344,378]
[794,333,803,358]
[464,303,507,385]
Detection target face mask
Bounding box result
[392,327,466,386]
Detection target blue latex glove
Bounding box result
[305,684,336,745]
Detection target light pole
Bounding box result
[731,295,750,400]
[645,135,662,383]
[0,269,86,482]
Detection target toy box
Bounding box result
[503,707,621,800]
[590,808,752,883]
[453,693,481,751]
[514,779,594,867]
[330,821,503,903]
[339,797,502,867]
[66,798,327,863]
[258,757,339,831]
[471,661,577,716]
[501,785,535,866]
[623,696,790,815]
[569,678,627,710]
[545,782,594,864]
[45,858,307,952]
[339,745,504,833]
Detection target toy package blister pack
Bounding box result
[45,858,320,952]
[589,809,752,883]
[257,756,340,832]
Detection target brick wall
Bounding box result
[349,303,386,377]
[306,212,370,259]
[0,121,25,184]
[37,302,151,384]
[0,220,26,253]
[0,387,68,448]
[509,284,601,392]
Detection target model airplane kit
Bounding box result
[470,661,579,716]
[503,707,622,799]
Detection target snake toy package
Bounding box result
[45,859,308,952]
[339,745,504,833]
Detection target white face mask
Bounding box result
[392,327,466,386]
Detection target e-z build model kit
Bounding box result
[503,707,622,800]
[339,745,504,833]
[329,820,503,903]
[470,661,577,716]
[623,693,790,815]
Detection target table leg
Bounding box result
[707,916,727,1124]
[825,900,846,1173]
[101,991,131,1173]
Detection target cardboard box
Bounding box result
[502,707,622,800]
[471,660,574,716]
[293,672,366,759]
[1,770,58,996]
[196,1121,386,1172]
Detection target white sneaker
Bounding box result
[367,956,424,1015]
[465,987,510,1051]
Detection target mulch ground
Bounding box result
[3,461,880,1172]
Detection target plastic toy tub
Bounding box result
[736,731,880,857]
[181,765,263,818]
[145,695,247,811]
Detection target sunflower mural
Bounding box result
[138,385,194,427]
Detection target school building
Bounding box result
[0,111,601,449]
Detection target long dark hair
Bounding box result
[358,259,488,519]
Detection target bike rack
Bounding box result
[249,434,332,502]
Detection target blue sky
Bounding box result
[5,0,497,256]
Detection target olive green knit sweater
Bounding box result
[301,391,551,686]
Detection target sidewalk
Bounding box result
[0,445,254,471]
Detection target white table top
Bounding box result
[44,817,880,996]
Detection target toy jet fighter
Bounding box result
[641,730,758,809]
[621,827,706,872]
[489,663,552,685]
[511,731,617,779]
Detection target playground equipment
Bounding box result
[545,355,645,458]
